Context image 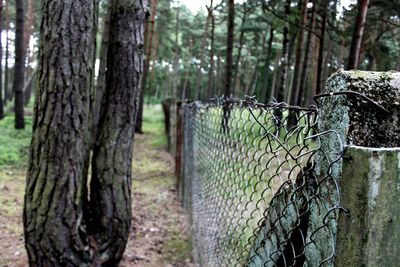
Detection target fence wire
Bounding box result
[181,97,344,267]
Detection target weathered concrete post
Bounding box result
[317,70,400,266]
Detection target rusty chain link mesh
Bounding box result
[181,97,344,267]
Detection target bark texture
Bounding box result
[90,0,146,264]
[13,0,25,129]
[24,0,97,265]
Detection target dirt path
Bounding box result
[0,106,193,267]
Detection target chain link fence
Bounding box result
[181,97,344,267]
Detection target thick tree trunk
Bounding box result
[92,0,111,143]
[347,0,369,70]
[89,0,146,264]
[24,0,97,265]
[289,0,308,106]
[13,0,25,129]
[262,27,274,103]
[136,0,157,133]
[0,0,4,120]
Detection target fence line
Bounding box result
[181,97,344,267]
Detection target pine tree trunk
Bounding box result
[24,0,97,265]
[13,0,25,129]
[276,0,290,103]
[194,14,210,99]
[347,0,369,70]
[90,0,146,263]
[4,0,10,103]
[316,0,328,95]
[0,0,4,120]
[224,0,235,98]
[232,3,247,95]
[93,0,112,141]
[289,0,308,106]
[299,0,316,106]
[206,1,215,99]
[136,0,157,133]
[262,27,274,103]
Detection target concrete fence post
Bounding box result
[318,70,400,266]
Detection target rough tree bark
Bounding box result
[24,0,146,265]
[347,0,370,69]
[90,0,146,264]
[13,0,26,129]
[24,0,97,264]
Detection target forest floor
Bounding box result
[0,105,193,267]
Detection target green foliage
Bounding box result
[142,104,168,149]
[0,115,32,167]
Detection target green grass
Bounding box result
[0,115,33,168]
[142,104,167,149]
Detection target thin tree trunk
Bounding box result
[24,0,34,58]
[13,0,25,129]
[347,0,369,70]
[262,27,274,103]
[247,33,266,96]
[0,0,4,119]
[232,3,247,95]
[224,0,235,98]
[316,0,328,95]
[136,0,157,133]
[299,0,316,106]
[222,0,234,132]
[4,0,10,103]
[206,1,215,99]
[276,0,290,103]
[289,0,308,106]
[24,0,97,265]
[93,0,112,141]
[194,13,210,99]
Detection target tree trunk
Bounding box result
[224,0,235,98]
[4,0,10,103]
[247,33,266,96]
[299,0,316,106]
[24,0,97,265]
[232,3,247,95]
[347,0,369,70]
[276,0,290,103]
[136,0,157,133]
[93,0,112,141]
[90,0,146,264]
[206,1,215,99]
[13,0,25,129]
[262,27,274,103]
[289,0,308,106]
[194,12,210,100]
[24,0,34,57]
[316,0,328,95]
[0,0,4,120]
